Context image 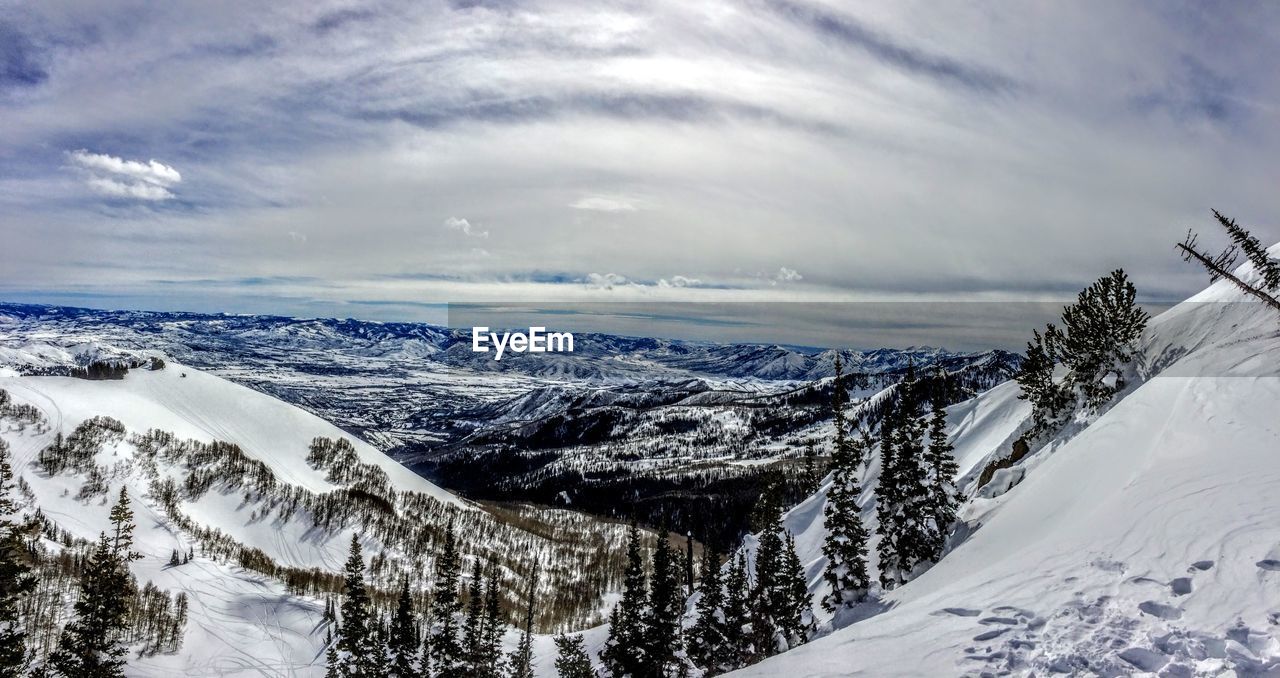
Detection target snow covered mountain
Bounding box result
[0,304,1019,548]
[0,358,654,675]
[726,250,1280,675]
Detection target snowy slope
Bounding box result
[732,253,1280,676]
[0,358,641,676]
[0,362,475,675]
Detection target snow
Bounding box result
[0,361,470,676]
[4,250,1277,676]
[729,251,1280,675]
[3,365,461,506]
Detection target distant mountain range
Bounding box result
[0,301,1023,544]
[0,302,1019,382]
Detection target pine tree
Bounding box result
[780,533,812,646]
[508,563,537,678]
[1215,209,1280,291]
[479,565,506,678]
[749,518,810,661]
[643,537,682,675]
[330,534,381,678]
[749,519,784,660]
[325,636,341,678]
[924,390,959,562]
[821,354,871,612]
[720,552,750,670]
[462,561,485,673]
[684,534,695,597]
[875,395,901,590]
[0,441,35,678]
[1050,269,1149,410]
[801,441,822,495]
[387,580,419,678]
[601,524,647,676]
[553,633,594,678]
[106,487,140,560]
[430,520,464,678]
[1014,327,1070,435]
[876,366,932,590]
[686,548,727,673]
[50,490,139,678]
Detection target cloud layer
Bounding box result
[1,1,1279,345]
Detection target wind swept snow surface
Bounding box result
[732,256,1280,676]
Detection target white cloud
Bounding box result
[69,149,182,186]
[585,272,629,290]
[68,149,182,201]
[288,231,308,243]
[84,176,175,201]
[570,195,640,212]
[658,275,701,288]
[775,267,803,282]
[444,216,489,238]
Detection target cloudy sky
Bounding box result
[1,1,1278,344]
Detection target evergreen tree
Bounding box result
[1049,269,1149,410]
[750,519,810,661]
[330,534,381,678]
[387,580,419,678]
[749,519,783,660]
[720,553,750,670]
[876,366,932,589]
[684,534,695,597]
[1014,328,1070,435]
[924,390,959,562]
[325,636,341,678]
[600,524,647,676]
[875,395,901,590]
[508,563,537,678]
[0,441,35,678]
[430,520,465,678]
[462,561,485,673]
[50,490,139,678]
[1215,209,1280,291]
[686,548,726,674]
[643,537,682,675]
[801,441,821,495]
[106,488,140,560]
[820,354,870,612]
[480,565,506,678]
[553,633,594,678]
[780,533,812,646]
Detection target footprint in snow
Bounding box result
[1138,601,1183,620]
[1189,560,1214,571]
[1257,559,1280,571]
[972,628,1009,642]
[1170,578,1193,596]
[1117,647,1169,673]
[935,607,982,617]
